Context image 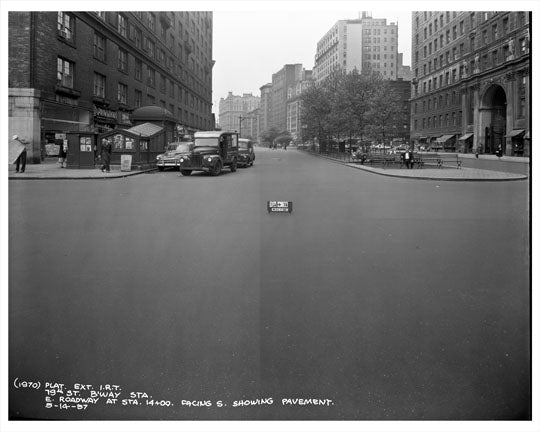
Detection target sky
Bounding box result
[211,4,413,112]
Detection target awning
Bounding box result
[436,134,456,143]
[458,133,474,141]
[505,129,525,138]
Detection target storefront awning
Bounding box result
[505,129,525,138]
[436,134,456,143]
[458,133,474,141]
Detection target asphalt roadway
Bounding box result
[8,147,530,421]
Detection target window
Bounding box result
[492,24,498,40]
[118,48,128,72]
[147,67,155,86]
[502,17,509,35]
[132,26,142,49]
[482,30,487,45]
[160,73,166,93]
[57,12,73,41]
[147,94,155,105]
[57,57,74,88]
[118,14,127,37]
[96,11,106,20]
[134,89,142,108]
[492,50,498,66]
[470,35,475,51]
[452,26,457,40]
[148,12,156,32]
[459,21,464,35]
[147,39,155,57]
[134,59,142,81]
[117,83,128,104]
[93,73,106,97]
[93,32,106,61]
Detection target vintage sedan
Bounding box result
[156,141,194,171]
[238,138,255,167]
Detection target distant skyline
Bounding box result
[212,7,413,113]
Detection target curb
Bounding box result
[304,151,528,182]
[8,168,157,180]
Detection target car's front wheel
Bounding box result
[180,170,192,176]
[210,160,222,176]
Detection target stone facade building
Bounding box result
[271,64,304,132]
[8,11,214,163]
[218,92,260,136]
[410,11,530,155]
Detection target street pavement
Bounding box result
[8,147,530,421]
[7,148,529,181]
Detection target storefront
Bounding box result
[457,133,474,153]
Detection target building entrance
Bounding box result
[481,85,507,155]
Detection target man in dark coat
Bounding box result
[101,139,112,173]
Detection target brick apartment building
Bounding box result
[8,11,214,163]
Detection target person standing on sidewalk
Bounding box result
[101,138,112,172]
[13,135,27,173]
[58,142,67,168]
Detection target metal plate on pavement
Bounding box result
[267,201,293,214]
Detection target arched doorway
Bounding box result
[481,85,507,154]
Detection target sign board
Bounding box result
[120,154,132,172]
[267,201,293,214]
[9,139,27,164]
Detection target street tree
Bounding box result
[260,127,281,147]
[300,84,333,152]
[368,80,407,151]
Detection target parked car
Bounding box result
[178,131,238,176]
[156,141,194,171]
[238,138,255,167]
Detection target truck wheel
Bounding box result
[230,158,237,172]
[158,166,164,171]
[211,161,222,176]
[180,170,192,176]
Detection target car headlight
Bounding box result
[156,155,163,160]
[207,157,213,162]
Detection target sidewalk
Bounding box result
[8,159,156,180]
[308,152,529,182]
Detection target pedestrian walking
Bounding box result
[496,145,503,159]
[13,135,27,173]
[101,138,112,172]
[58,142,67,168]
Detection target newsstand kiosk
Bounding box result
[66,132,99,169]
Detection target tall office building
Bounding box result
[410,11,530,155]
[286,69,314,142]
[314,12,401,83]
[271,64,304,132]
[8,11,214,163]
[218,92,260,135]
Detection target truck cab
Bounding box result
[178,131,238,176]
